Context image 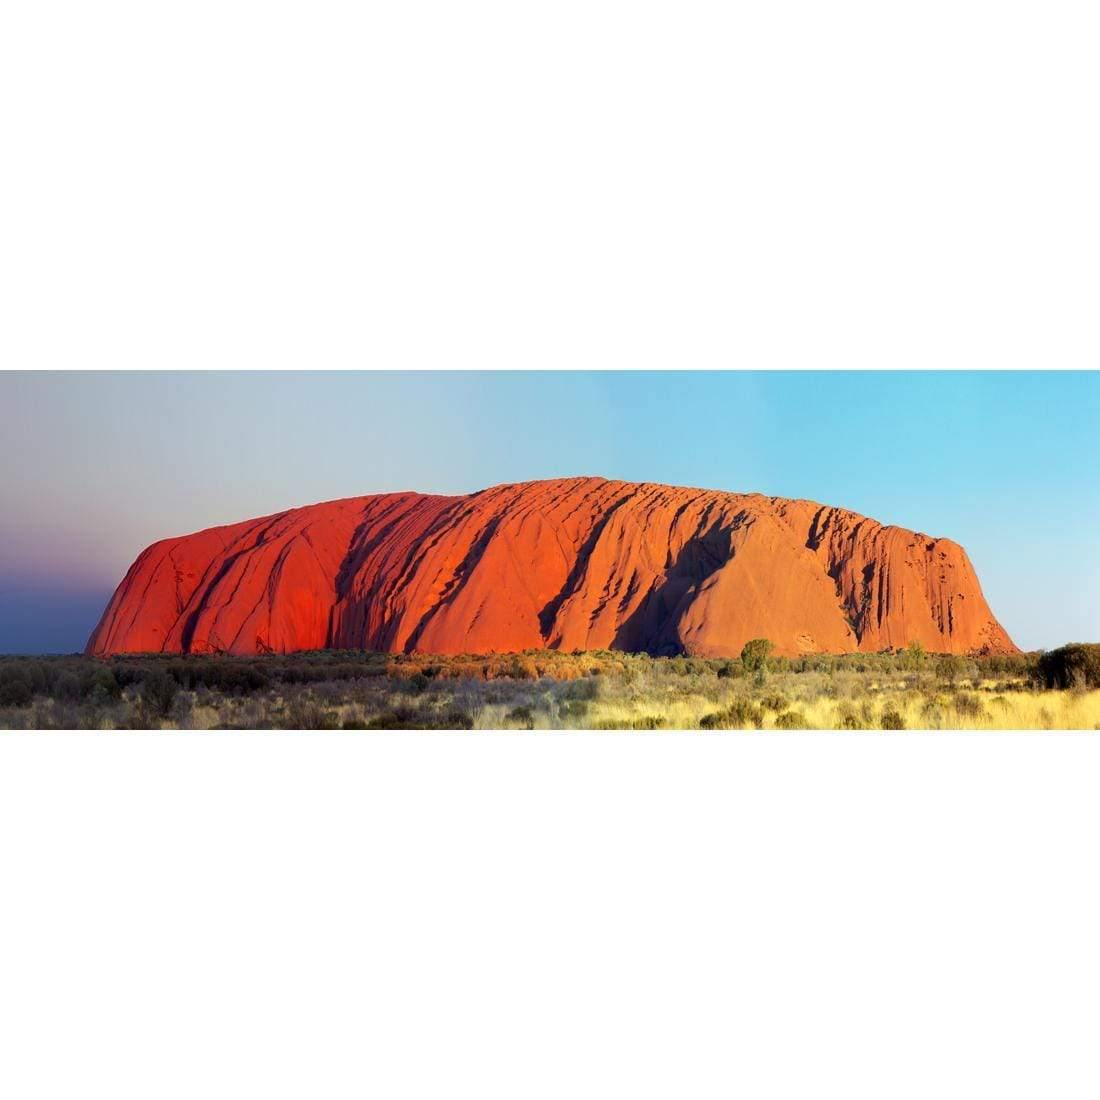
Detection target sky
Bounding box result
[1,370,1096,654]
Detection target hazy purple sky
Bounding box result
[2,370,1097,653]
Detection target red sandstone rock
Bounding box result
[86,478,1018,658]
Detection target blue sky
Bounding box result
[1,371,1096,652]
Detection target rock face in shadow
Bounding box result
[86,478,1018,657]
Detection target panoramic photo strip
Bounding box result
[2,370,1097,730]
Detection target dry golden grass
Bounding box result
[498,687,1100,732]
[63,685,1100,730]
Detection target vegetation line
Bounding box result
[2,642,1098,731]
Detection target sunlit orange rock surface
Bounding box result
[87,478,1018,658]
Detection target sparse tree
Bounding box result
[740,638,773,674]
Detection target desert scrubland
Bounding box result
[2,644,1098,731]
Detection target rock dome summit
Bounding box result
[87,478,1018,658]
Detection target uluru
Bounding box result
[86,477,1018,659]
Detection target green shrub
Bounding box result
[935,655,965,685]
[560,678,599,704]
[90,667,122,703]
[921,697,946,725]
[55,672,83,701]
[836,701,861,728]
[954,693,984,718]
[1036,644,1100,690]
[880,707,906,730]
[699,698,764,730]
[141,670,178,719]
[0,670,33,708]
[740,639,773,674]
[773,709,811,729]
[507,657,540,680]
[903,640,926,671]
[170,692,194,725]
[729,697,764,728]
[8,661,49,696]
[507,705,535,728]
